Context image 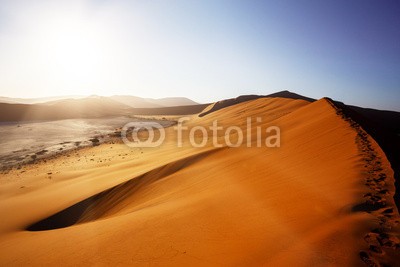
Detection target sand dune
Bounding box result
[199,90,314,117]
[0,97,399,266]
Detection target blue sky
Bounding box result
[0,0,399,110]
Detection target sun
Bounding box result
[47,19,104,80]
[32,13,117,95]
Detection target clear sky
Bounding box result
[0,0,399,110]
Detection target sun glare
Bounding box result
[51,25,100,75]
[47,20,103,80]
[29,10,119,95]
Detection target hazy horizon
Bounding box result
[0,0,399,111]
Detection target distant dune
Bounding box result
[109,95,199,108]
[0,97,133,121]
[0,95,199,107]
[0,95,399,266]
[109,95,164,108]
[0,95,86,104]
[145,97,199,107]
[0,96,205,122]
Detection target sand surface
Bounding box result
[0,97,399,266]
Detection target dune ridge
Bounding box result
[198,90,314,117]
[0,97,399,266]
[325,98,400,266]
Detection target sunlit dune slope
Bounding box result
[0,97,398,266]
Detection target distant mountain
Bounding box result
[0,97,133,122]
[0,95,205,121]
[108,96,162,108]
[145,97,199,107]
[0,95,199,108]
[0,95,86,104]
[109,96,198,108]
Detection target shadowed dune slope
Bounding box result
[0,97,399,266]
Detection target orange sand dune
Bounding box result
[0,97,399,266]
